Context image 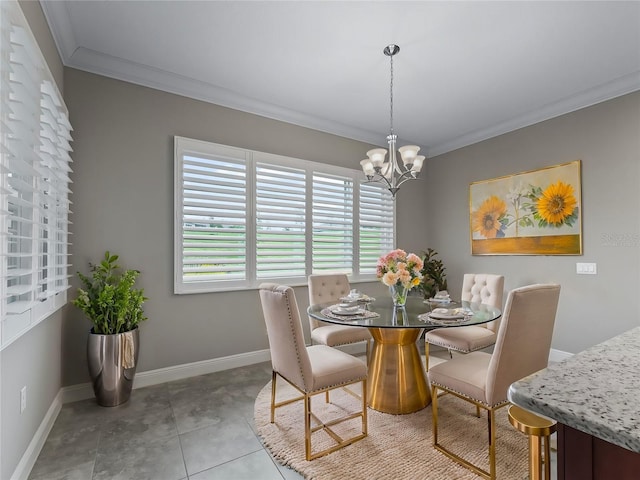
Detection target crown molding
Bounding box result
[73,45,387,147]
[428,70,640,157]
[39,0,77,61]
[39,0,640,158]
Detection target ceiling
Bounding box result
[40,1,640,157]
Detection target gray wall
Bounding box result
[17,0,63,91]
[1,3,64,479]
[63,67,428,387]
[424,92,640,353]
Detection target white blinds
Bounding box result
[312,172,353,273]
[0,1,73,349]
[359,183,395,274]
[180,150,247,284]
[255,162,306,279]
[174,136,396,293]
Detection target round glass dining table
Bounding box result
[307,296,502,414]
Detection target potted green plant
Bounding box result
[416,248,448,300]
[73,251,147,406]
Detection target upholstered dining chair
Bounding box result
[308,274,372,362]
[428,283,561,480]
[424,273,504,371]
[259,283,368,461]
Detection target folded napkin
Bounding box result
[419,312,467,325]
[321,307,380,321]
[340,294,374,303]
[430,308,462,319]
[426,307,474,320]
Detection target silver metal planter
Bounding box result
[87,328,139,406]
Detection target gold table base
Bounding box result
[367,327,430,414]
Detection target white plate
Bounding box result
[339,302,358,308]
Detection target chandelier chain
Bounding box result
[389,53,394,135]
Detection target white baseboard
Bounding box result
[549,347,573,363]
[11,391,63,480]
[61,348,273,403]
[133,348,272,389]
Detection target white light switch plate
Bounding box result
[576,262,597,275]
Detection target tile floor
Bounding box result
[28,347,556,480]
[28,360,298,480]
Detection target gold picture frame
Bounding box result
[470,160,582,255]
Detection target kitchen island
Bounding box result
[508,326,640,480]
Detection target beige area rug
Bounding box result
[254,378,529,480]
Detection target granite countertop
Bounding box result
[508,326,640,453]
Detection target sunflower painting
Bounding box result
[470,161,582,255]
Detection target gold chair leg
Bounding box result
[476,404,481,418]
[270,370,277,423]
[362,378,368,435]
[431,384,505,480]
[304,393,312,461]
[274,373,367,461]
[431,384,439,445]
[488,409,496,480]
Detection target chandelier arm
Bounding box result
[394,172,420,189]
[368,172,394,190]
[363,173,398,196]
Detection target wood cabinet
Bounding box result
[557,423,640,480]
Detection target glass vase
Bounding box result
[389,284,409,307]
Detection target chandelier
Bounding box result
[359,44,424,197]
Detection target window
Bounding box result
[256,161,306,279]
[312,172,353,274]
[174,136,395,293]
[0,2,73,349]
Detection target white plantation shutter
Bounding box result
[255,162,306,279]
[38,80,73,300]
[174,136,396,293]
[359,183,394,274]
[175,139,247,293]
[312,172,353,274]
[1,1,72,349]
[5,22,39,320]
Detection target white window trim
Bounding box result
[174,136,396,294]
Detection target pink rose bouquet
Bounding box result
[376,249,423,290]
